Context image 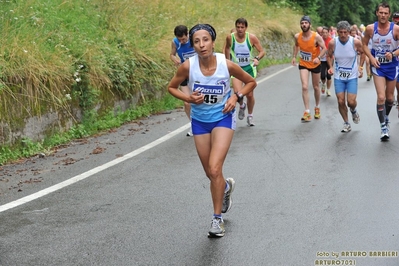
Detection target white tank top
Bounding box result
[333,36,358,80]
[231,32,253,67]
[371,22,399,68]
[188,53,232,122]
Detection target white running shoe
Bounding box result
[238,102,246,120]
[222,178,235,213]
[352,111,360,124]
[247,116,255,126]
[380,125,390,141]
[341,123,351,133]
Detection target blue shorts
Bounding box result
[334,78,358,95]
[371,66,398,81]
[191,112,236,135]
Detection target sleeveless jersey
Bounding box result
[173,37,196,63]
[230,32,253,67]
[333,36,358,80]
[188,53,232,123]
[371,22,399,69]
[298,31,321,68]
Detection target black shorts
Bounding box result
[298,64,321,74]
[180,79,188,86]
[320,61,331,80]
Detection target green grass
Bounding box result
[0,0,302,164]
[0,94,183,165]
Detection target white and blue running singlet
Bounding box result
[188,53,232,123]
[371,21,399,78]
[333,36,358,80]
[173,38,196,63]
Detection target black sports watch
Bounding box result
[235,92,243,102]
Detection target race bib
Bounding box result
[236,52,250,66]
[375,52,392,64]
[300,51,312,61]
[193,83,224,105]
[337,67,352,79]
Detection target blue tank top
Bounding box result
[371,22,399,69]
[188,53,232,122]
[173,38,196,63]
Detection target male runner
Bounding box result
[362,3,399,140]
[224,18,265,126]
[327,21,365,132]
[292,16,327,122]
[170,25,196,136]
[393,12,399,115]
[320,26,333,96]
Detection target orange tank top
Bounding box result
[297,31,320,68]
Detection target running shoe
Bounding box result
[301,112,311,122]
[380,125,390,141]
[341,122,351,133]
[222,178,235,213]
[186,131,193,137]
[352,111,360,124]
[247,116,255,126]
[238,102,246,120]
[367,75,371,81]
[208,217,225,237]
[321,83,326,94]
[326,89,331,97]
[314,107,321,119]
[385,116,390,128]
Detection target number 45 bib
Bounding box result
[193,83,224,105]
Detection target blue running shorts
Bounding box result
[191,112,236,135]
[371,66,398,81]
[334,78,358,95]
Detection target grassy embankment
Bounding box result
[0,0,301,164]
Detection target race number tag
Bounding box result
[236,52,250,66]
[375,52,392,64]
[338,67,352,79]
[193,83,224,105]
[300,51,312,61]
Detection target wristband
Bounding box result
[235,92,243,102]
[255,56,260,61]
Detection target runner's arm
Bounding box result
[224,35,232,60]
[326,39,335,75]
[170,41,181,66]
[251,34,266,65]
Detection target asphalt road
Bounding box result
[0,63,399,266]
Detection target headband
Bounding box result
[300,16,311,24]
[189,24,217,47]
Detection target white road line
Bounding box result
[0,124,190,213]
[257,65,292,84]
[0,65,291,213]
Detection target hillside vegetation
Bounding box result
[0,0,301,164]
